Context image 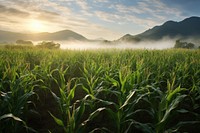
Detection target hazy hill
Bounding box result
[0,30,24,42]
[117,34,141,43]
[118,16,200,42]
[0,30,87,42]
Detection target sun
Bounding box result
[29,20,46,32]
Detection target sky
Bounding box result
[0,0,200,40]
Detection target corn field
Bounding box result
[0,47,200,133]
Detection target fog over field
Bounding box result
[58,40,175,50]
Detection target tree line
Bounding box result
[15,40,60,49]
[174,40,200,49]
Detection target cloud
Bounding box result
[114,4,144,14]
[33,9,61,22]
[1,0,120,39]
[94,0,109,3]
[1,0,72,23]
[76,0,89,10]
[36,10,60,16]
[74,0,94,17]
[0,4,30,17]
[102,0,185,28]
[94,10,158,31]
[125,15,158,28]
[0,0,197,40]
[136,0,183,20]
[0,17,19,24]
[95,11,121,23]
[0,4,31,32]
[65,23,122,40]
[0,2,63,28]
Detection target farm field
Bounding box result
[0,47,200,133]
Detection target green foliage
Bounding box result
[174,40,195,49]
[36,41,60,49]
[16,40,33,46]
[0,47,200,132]
[0,59,37,132]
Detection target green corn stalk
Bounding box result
[49,67,84,133]
[0,62,37,132]
[80,61,103,99]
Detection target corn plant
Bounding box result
[48,67,85,133]
[0,47,200,133]
[0,62,37,133]
[79,60,115,106]
[119,84,200,133]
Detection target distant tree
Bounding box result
[36,41,60,49]
[174,40,195,49]
[186,43,195,49]
[0,42,11,45]
[16,40,33,45]
[103,40,111,44]
[174,40,182,48]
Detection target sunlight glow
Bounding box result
[29,20,46,32]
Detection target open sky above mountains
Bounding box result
[0,0,200,40]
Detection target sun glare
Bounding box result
[29,20,45,32]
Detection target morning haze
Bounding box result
[0,16,200,49]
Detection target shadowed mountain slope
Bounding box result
[118,16,200,42]
[0,30,87,42]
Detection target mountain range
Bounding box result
[118,16,200,42]
[0,16,200,43]
[0,30,87,42]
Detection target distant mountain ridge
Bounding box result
[118,16,200,42]
[0,16,200,43]
[0,30,87,42]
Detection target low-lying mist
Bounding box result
[57,39,175,50]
